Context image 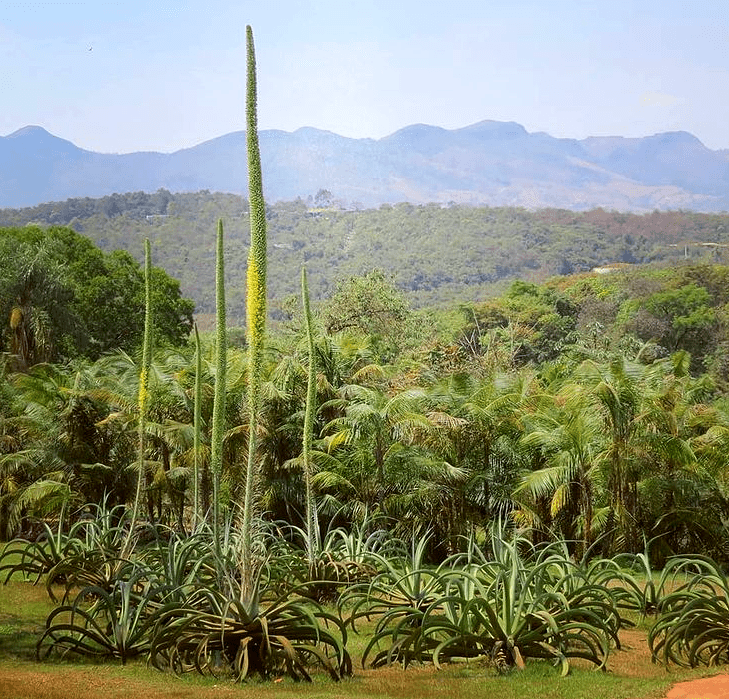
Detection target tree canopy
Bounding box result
[3,192,729,323]
[0,226,194,368]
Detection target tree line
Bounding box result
[2,192,729,322]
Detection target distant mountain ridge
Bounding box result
[2,121,728,211]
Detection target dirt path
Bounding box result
[662,674,729,699]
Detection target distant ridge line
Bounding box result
[1,120,728,212]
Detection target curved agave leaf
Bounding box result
[354,526,619,674]
[649,555,729,668]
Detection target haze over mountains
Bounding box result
[2,120,728,212]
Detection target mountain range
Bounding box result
[2,121,729,211]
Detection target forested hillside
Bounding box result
[2,191,728,322]
[454,264,729,382]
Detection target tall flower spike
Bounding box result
[123,237,153,559]
[192,323,202,528]
[210,219,226,551]
[241,25,268,604]
[301,266,319,563]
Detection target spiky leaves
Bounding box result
[211,220,227,547]
[241,25,268,604]
[37,566,161,664]
[346,533,618,674]
[649,556,729,667]
[150,590,351,682]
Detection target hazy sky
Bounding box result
[2,1,728,153]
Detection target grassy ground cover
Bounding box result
[0,575,716,699]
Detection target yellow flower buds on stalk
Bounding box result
[240,25,268,603]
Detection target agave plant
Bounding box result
[473,542,617,673]
[344,533,440,611]
[423,568,613,675]
[37,563,163,663]
[348,528,619,675]
[591,545,675,618]
[42,502,143,603]
[0,509,83,583]
[150,582,351,682]
[343,534,449,656]
[0,500,138,603]
[649,555,729,667]
[269,516,393,602]
[138,528,220,604]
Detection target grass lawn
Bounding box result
[0,575,719,699]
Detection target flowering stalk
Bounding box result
[301,266,319,563]
[241,25,268,603]
[192,323,202,528]
[123,238,152,559]
[211,220,227,550]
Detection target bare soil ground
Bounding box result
[663,675,729,699]
[613,629,729,699]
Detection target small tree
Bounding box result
[321,270,411,361]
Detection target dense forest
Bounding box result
[4,221,729,556]
[0,226,193,368]
[1,190,728,323]
[5,224,729,675]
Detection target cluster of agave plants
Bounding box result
[4,509,729,683]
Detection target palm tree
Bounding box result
[690,406,729,557]
[637,353,719,559]
[571,354,709,556]
[399,371,542,554]
[1,360,136,536]
[91,347,206,527]
[517,384,603,556]
[571,356,647,554]
[252,351,308,524]
[4,241,78,370]
[317,382,427,524]
[400,374,494,551]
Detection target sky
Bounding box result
[1,0,728,154]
